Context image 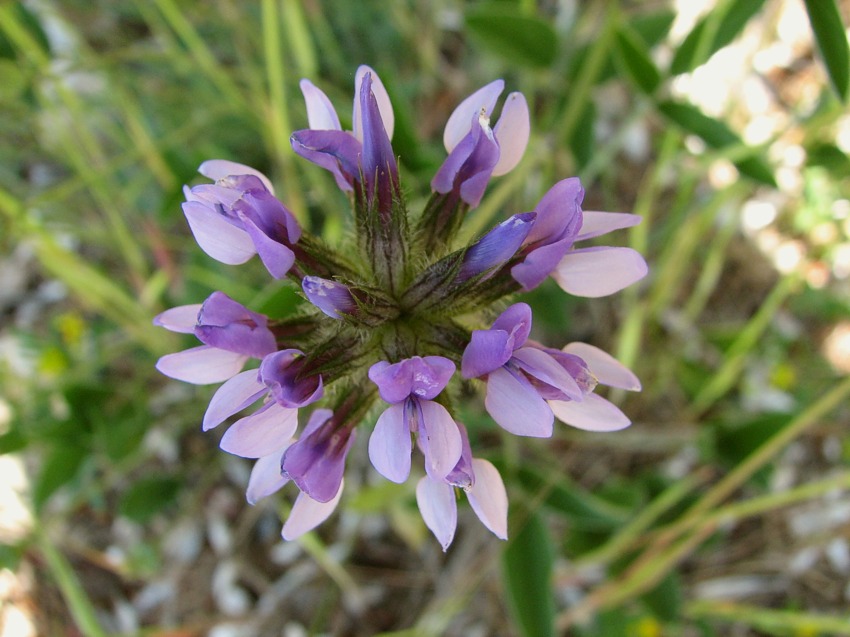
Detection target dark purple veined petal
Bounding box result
[511,236,574,291]
[260,349,324,408]
[358,72,398,214]
[237,212,297,279]
[459,212,535,281]
[369,356,455,404]
[290,129,362,191]
[302,276,357,319]
[194,292,277,358]
[432,112,500,208]
[353,65,394,141]
[416,476,457,552]
[524,177,584,247]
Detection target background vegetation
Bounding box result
[1,0,849,635]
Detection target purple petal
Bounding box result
[368,360,411,404]
[198,160,275,194]
[512,346,583,401]
[194,292,277,358]
[444,422,474,489]
[550,393,631,431]
[432,114,500,208]
[525,177,584,246]
[492,92,530,177]
[485,366,553,437]
[562,342,641,391]
[353,65,394,141]
[552,246,648,297]
[461,329,515,378]
[237,212,296,279]
[282,410,355,503]
[466,458,508,540]
[368,356,454,403]
[368,403,412,483]
[416,400,462,480]
[416,476,457,551]
[299,79,342,130]
[443,79,504,152]
[358,72,398,213]
[491,302,533,344]
[282,482,343,541]
[219,401,299,458]
[459,212,535,281]
[260,349,324,408]
[290,129,361,191]
[156,346,248,385]
[302,276,356,319]
[576,212,642,241]
[182,201,256,265]
[153,304,201,333]
[511,237,573,291]
[246,444,292,504]
[203,369,266,431]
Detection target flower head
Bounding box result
[154,66,646,549]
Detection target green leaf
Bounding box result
[670,0,767,74]
[657,99,776,186]
[568,101,596,169]
[33,446,88,510]
[615,25,662,94]
[804,0,850,100]
[641,571,683,621]
[466,4,558,68]
[503,509,555,637]
[118,476,181,523]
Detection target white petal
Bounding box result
[550,393,631,431]
[246,445,292,504]
[577,212,642,241]
[156,346,248,385]
[368,404,412,483]
[219,402,299,458]
[416,476,457,551]
[282,481,343,540]
[198,159,275,194]
[353,65,394,141]
[203,369,266,431]
[418,400,462,480]
[552,247,648,297]
[182,201,256,265]
[467,459,508,540]
[443,79,505,152]
[492,92,530,176]
[485,367,553,438]
[561,342,641,391]
[153,304,202,333]
[299,79,342,130]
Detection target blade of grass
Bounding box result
[685,600,850,635]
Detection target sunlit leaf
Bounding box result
[804,0,850,100]
[503,509,555,637]
[615,25,662,94]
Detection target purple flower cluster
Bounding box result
[155,66,647,548]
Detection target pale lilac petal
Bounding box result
[485,367,553,437]
[299,79,342,130]
[353,65,394,141]
[198,160,275,194]
[368,404,412,483]
[156,346,248,385]
[282,481,344,541]
[512,347,583,401]
[219,401,299,458]
[492,92,530,176]
[246,444,292,504]
[550,393,632,431]
[466,459,508,540]
[443,79,504,152]
[417,400,462,479]
[561,342,641,391]
[552,247,648,297]
[577,212,642,241]
[416,476,457,551]
[153,304,202,333]
[203,369,266,431]
[182,201,256,265]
